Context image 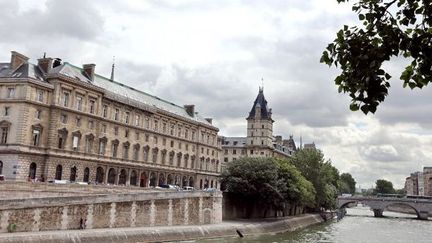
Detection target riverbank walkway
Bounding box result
[0,214,324,243]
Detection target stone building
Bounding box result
[0,51,221,189]
[220,87,297,169]
[404,167,432,196]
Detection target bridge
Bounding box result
[337,196,432,220]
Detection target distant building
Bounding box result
[220,87,309,170]
[404,167,432,196]
[0,51,221,189]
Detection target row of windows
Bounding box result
[59,89,217,146]
[28,127,219,172]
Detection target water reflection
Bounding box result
[196,206,430,243]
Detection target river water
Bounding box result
[196,206,431,243]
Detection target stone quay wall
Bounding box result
[0,190,222,233]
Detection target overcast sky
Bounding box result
[1,0,432,189]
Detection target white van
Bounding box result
[183,186,194,191]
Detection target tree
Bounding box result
[321,0,432,114]
[340,173,357,194]
[288,149,340,210]
[221,157,317,216]
[276,159,316,208]
[221,157,284,213]
[375,179,395,194]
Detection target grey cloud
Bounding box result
[0,0,104,42]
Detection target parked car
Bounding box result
[183,186,194,191]
[0,175,4,181]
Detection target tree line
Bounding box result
[221,149,357,213]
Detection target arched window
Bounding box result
[83,167,90,182]
[119,169,127,185]
[189,177,194,187]
[108,168,116,184]
[55,164,62,180]
[70,166,77,182]
[0,161,3,175]
[149,172,157,187]
[140,172,147,187]
[182,176,187,187]
[29,162,37,180]
[130,170,138,186]
[96,167,104,183]
[167,174,173,185]
[158,173,165,186]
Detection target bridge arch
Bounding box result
[383,202,419,218]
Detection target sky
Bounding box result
[1,0,432,189]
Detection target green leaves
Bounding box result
[323,0,432,114]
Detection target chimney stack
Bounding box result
[83,64,96,81]
[38,57,53,74]
[10,51,29,70]
[184,105,195,117]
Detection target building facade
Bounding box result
[0,51,221,189]
[220,87,297,169]
[404,167,432,196]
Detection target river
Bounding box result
[195,206,431,243]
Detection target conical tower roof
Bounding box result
[247,87,271,119]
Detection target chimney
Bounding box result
[10,51,29,70]
[205,118,213,124]
[184,105,195,117]
[83,64,96,81]
[38,57,53,73]
[275,135,282,144]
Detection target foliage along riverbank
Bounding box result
[221,149,356,217]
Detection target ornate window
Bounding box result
[111,140,119,158]
[71,131,81,151]
[125,112,130,124]
[76,95,83,111]
[123,141,130,159]
[7,87,15,98]
[89,99,96,114]
[83,167,90,182]
[177,153,182,167]
[98,137,107,155]
[102,105,108,118]
[0,121,11,144]
[62,91,70,107]
[169,151,175,165]
[85,134,94,153]
[133,144,140,161]
[55,164,62,180]
[143,146,150,162]
[57,128,68,149]
[152,148,158,163]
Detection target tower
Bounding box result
[246,87,274,156]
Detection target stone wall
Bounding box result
[0,190,222,233]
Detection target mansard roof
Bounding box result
[247,87,271,119]
[49,62,215,128]
[0,62,45,81]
